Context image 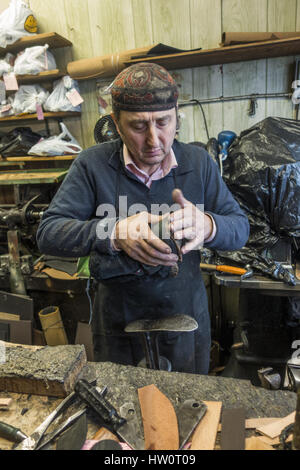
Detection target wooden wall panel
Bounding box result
[266,0,297,119]
[0,1,11,13]
[28,0,73,67]
[222,0,267,135]
[191,0,222,142]
[28,0,84,146]
[131,0,154,47]
[0,0,299,148]
[150,0,194,142]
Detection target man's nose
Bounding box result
[146,125,160,147]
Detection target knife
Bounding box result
[74,379,144,450]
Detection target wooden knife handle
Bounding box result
[92,427,120,442]
[217,265,247,275]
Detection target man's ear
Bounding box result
[175,105,180,131]
[111,112,122,136]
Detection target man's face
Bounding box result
[114,108,177,174]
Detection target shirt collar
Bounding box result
[123,144,178,180]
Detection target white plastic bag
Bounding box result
[0,95,15,117]
[0,0,37,48]
[0,54,15,77]
[12,85,49,115]
[14,44,56,75]
[44,76,82,112]
[28,122,82,156]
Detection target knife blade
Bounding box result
[74,379,144,450]
[177,399,207,449]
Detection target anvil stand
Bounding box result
[125,314,199,372]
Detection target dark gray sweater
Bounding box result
[37,138,249,258]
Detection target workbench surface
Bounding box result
[0,361,297,450]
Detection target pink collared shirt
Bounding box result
[111,145,216,249]
[123,144,178,188]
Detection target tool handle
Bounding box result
[92,427,120,442]
[200,263,247,275]
[0,421,27,443]
[75,379,125,431]
[200,263,216,270]
[216,265,247,275]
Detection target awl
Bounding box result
[200,263,247,275]
[74,379,144,450]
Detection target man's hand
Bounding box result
[114,211,179,267]
[170,189,213,254]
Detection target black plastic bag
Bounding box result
[206,117,300,285]
[0,127,42,156]
[223,117,300,247]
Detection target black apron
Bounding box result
[91,157,211,374]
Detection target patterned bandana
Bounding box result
[111,62,179,112]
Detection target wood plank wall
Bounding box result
[1,0,300,148]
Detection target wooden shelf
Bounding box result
[15,69,65,84]
[1,70,66,91]
[1,155,77,162]
[125,37,300,70]
[0,32,72,55]
[0,111,81,123]
[0,168,68,185]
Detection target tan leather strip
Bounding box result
[138,384,179,450]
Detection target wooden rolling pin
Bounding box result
[200,263,247,275]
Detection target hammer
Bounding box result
[200,263,253,279]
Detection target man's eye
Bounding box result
[132,124,145,131]
[157,119,169,127]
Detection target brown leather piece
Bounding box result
[92,427,120,443]
[138,384,179,450]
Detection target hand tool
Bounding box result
[55,410,87,450]
[200,263,247,276]
[74,379,144,450]
[36,408,86,450]
[257,367,281,390]
[0,421,27,443]
[119,401,144,450]
[14,391,76,450]
[240,264,254,280]
[92,426,120,442]
[177,399,207,449]
[90,439,123,450]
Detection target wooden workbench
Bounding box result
[0,360,297,450]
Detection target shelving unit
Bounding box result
[0,168,68,185]
[125,36,300,71]
[0,155,77,168]
[0,32,80,194]
[0,32,72,55]
[0,111,81,123]
[14,69,65,85]
[0,155,76,162]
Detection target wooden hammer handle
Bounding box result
[217,265,247,275]
[200,263,247,275]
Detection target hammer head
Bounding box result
[241,264,253,280]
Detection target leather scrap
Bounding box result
[190,401,222,450]
[220,408,245,450]
[138,384,179,450]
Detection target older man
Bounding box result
[37,63,249,374]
